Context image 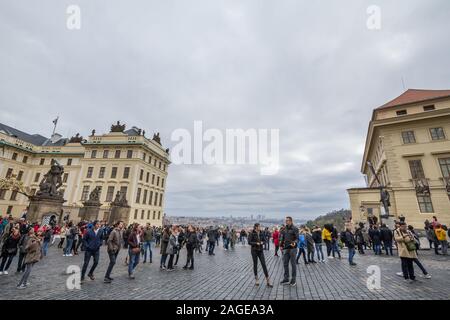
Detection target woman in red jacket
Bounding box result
[273,228,280,257]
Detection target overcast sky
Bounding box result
[1,0,450,220]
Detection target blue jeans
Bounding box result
[143,240,154,262]
[223,238,229,249]
[128,248,140,275]
[42,240,50,256]
[348,247,356,264]
[374,244,381,255]
[81,250,100,279]
[208,241,215,255]
[383,240,393,255]
[315,243,324,260]
[64,237,74,255]
[332,241,341,258]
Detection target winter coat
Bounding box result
[167,234,178,255]
[280,224,299,249]
[394,229,417,259]
[312,228,322,243]
[207,229,218,242]
[1,233,20,256]
[297,234,306,249]
[248,230,264,251]
[342,231,356,249]
[435,228,447,241]
[305,233,315,251]
[380,227,393,242]
[322,228,332,242]
[82,228,103,252]
[24,235,42,264]
[272,230,280,246]
[160,232,170,255]
[107,228,123,253]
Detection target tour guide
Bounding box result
[280,216,299,286]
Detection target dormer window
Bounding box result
[423,105,435,111]
[396,110,407,116]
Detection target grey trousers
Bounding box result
[17,263,34,286]
[283,248,298,281]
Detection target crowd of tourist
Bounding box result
[0,211,448,290]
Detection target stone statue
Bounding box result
[112,190,128,207]
[152,132,161,145]
[69,133,83,143]
[111,121,126,133]
[88,186,101,202]
[380,187,390,216]
[165,148,170,153]
[36,160,64,198]
[91,129,96,136]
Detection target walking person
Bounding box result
[160,226,170,269]
[322,224,333,258]
[331,225,341,259]
[127,223,142,279]
[355,223,365,254]
[63,222,75,256]
[312,226,325,262]
[104,221,124,283]
[272,228,280,257]
[41,225,52,257]
[296,229,308,265]
[80,221,103,283]
[143,223,154,263]
[435,224,448,255]
[280,216,299,286]
[394,222,417,283]
[371,225,382,255]
[248,223,273,287]
[342,226,357,266]
[16,229,42,289]
[0,227,21,275]
[183,225,197,270]
[207,227,217,256]
[380,224,393,256]
[58,224,66,249]
[305,228,316,263]
[16,228,30,273]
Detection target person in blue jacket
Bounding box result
[296,229,308,265]
[80,220,103,283]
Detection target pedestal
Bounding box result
[108,205,131,225]
[79,201,101,222]
[28,196,65,225]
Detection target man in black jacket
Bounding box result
[207,227,217,255]
[380,224,393,256]
[342,227,357,266]
[280,217,299,286]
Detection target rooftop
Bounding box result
[376,89,450,110]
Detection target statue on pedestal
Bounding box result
[36,160,64,199]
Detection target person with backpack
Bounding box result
[80,220,103,283]
[16,228,42,289]
[394,222,417,283]
[104,221,124,283]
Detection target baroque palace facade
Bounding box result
[0,121,170,226]
[348,89,450,228]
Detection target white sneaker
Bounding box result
[328,256,334,259]
[396,272,403,277]
[4,271,8,275]
[63,254,67,257]
[68,254,73,257]
[0,271,3,275]
[17,284,27,290]
[420,274,431,279]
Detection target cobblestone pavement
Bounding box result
[0,242,449,300]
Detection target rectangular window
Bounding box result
[12,152,18,160]
[417,195,434,213]
[103,150,109,158]
[141,210,145,220]
[67,158,72,166]
[149,191,153,205]
[6,206,13,215]
[123,167,130,179]
[86,167,94,178]
[34,172,41,183]
[120,186,128,199]
[106,186,115,202]
[139,169,144,181]
[154,159,157,166]
[156,176,160,187]
[158,211,161,220]
[136,188,142,203]
[163,164,166,171]
[396,110,407,116]
[159,193,163,207]
[0,189,7,200]
[114,150,121,158]
[91,150,97,158]
[134,209,138,220]
[81,186,90,201]
[146,172,150,183]
[147,210,150,220]
[17,170,24,181]
[99,167,106,179]
[96,186,102,200]
[63,173,69,183]
[6,168,13,178]
[402,131,416,144]
[143,153,146,161]
[143,190,148,204]
[148,156,152,164]
[423,105,435,111]
[23,156,28,164]
[430,127,445,140]
[152,211,156,220]
[154,192,158,206]
[408,160,425,179]
[40,158,45,165]
[111,167,118,179]
[161,178,165,188]
[152,174,155,185]
[127,150,133,159]
[439,158,450,177]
